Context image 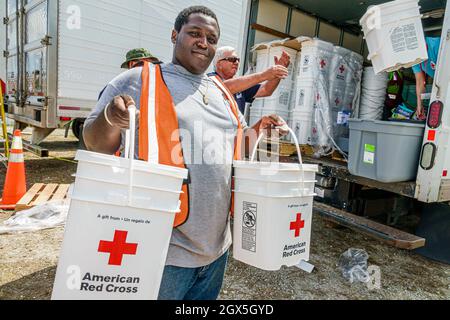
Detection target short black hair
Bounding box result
[174,6,220,34]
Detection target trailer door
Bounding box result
[23,0,56,127]
[5,0,20,104]
[416,3,450,203]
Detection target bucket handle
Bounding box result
[250,126,306,196]
[125,105,137,206]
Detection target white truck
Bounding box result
[3,0,249,144]
[3,0,450,262]
[240,0,450,263]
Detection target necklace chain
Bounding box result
[173,64,210,105]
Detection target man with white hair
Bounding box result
[211,46,290,114]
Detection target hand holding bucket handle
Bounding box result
[250,126,306,196]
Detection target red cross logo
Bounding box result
[320,59,327,69]
[98,230,138,266]
[431,62,436,70]
[290,213,305,238]
[339,65,345,73]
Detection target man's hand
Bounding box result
[105,95,137,128]
[275,51,291,68]
[253,114,289,137]
[262,65,289,81]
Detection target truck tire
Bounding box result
[72,118,84,140]
[77,122,87,151]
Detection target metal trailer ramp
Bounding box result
[314,202,426,250]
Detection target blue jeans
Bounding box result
[158,251,229,300]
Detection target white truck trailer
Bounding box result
[3,0,249,144]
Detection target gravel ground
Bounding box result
[0,130,449,300]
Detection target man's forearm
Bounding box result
[223,72,267,94]
[416,82,426,113]
[255,78,282,98]
[83,108,122,155]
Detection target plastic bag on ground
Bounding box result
[0,199,70,234]
[338,248,370,284]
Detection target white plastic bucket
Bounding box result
[360,0,427,74]
[233,192,315,271]
[249,108,262,127]
[329,83,347,110]
[234,161,318,182]
[252,86,292,112]
[297,39,334,79]
[292,80,315,113]
[234,177,316,197]
[72,175,183,212]
[345,52,364,85]
[233,128,318,271]
[329,46,352,84]
[256,46,298,81]
[288,110,313,145]
[52,107,188,300]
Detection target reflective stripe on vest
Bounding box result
[139,62,243,227]
[209,75,244,161]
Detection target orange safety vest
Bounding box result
[139,62,243,228]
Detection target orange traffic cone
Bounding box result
[1,130,27,210]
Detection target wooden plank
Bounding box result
[14,183,45,211]
[265,139,348,163]
[7,133,49,158]
[31,184,58,206]
[250,23,295,39]
[51,184,70,201]
[314,202,426,250]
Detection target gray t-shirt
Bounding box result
[85,63,248,268]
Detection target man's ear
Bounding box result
[171,29,177,44]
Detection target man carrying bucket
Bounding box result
[84,6,288,300]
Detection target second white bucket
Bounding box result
[233,128,318,271]
[288,110,313,145]
[360,0,427,74]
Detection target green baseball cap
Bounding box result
[121,48,158,69]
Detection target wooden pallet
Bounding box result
[15,183,70,212]
[263,139,348,163]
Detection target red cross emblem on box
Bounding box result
[339,65,345,73]
[290,213,305,238]
[98,230,138,266]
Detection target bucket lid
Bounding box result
[360,0,421,26]
[234,160,319,173]
[70,195,182,213]
[252,38,301,52]
[233,189,316,199]
[296,36,334,51]
[234,176,317,184]
[74,174,184,194]
[75,150,188,180]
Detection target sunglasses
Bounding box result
[220,57,240,63]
